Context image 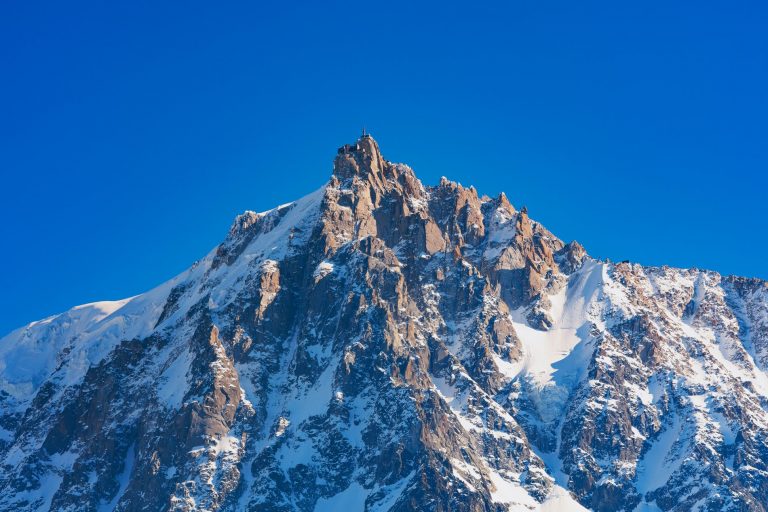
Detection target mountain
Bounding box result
[1,134,767,512]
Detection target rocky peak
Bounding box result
[497,191,514,213]
[332,132,386,182]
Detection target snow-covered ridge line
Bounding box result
[0,185,328,405]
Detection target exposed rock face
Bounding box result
[1,135,767,511]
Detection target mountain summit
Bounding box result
[1,136,767,511]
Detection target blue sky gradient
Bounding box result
[1,1,766,334]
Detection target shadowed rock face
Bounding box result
[1,135,767,512]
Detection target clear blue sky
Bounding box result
[1,1,766,334]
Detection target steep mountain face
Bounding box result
[1,135,767,512]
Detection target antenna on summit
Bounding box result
[361,126,370,139]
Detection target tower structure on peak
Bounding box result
[337,129,376,155]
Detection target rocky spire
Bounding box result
[332,132,386,182]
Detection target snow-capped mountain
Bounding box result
[1,135,767,512]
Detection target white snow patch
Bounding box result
[537,485,590,511]
[157,348,194,409]
[508,261,603,421]
[488,470,538,508]
[369,471,416,511]
[285,357,337,428]
[484,208,518,260]
[635,413,685,493]
[313,260,335,280]
[633,503,663,512]
[99,443,135,512]
[315,481,368,512]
